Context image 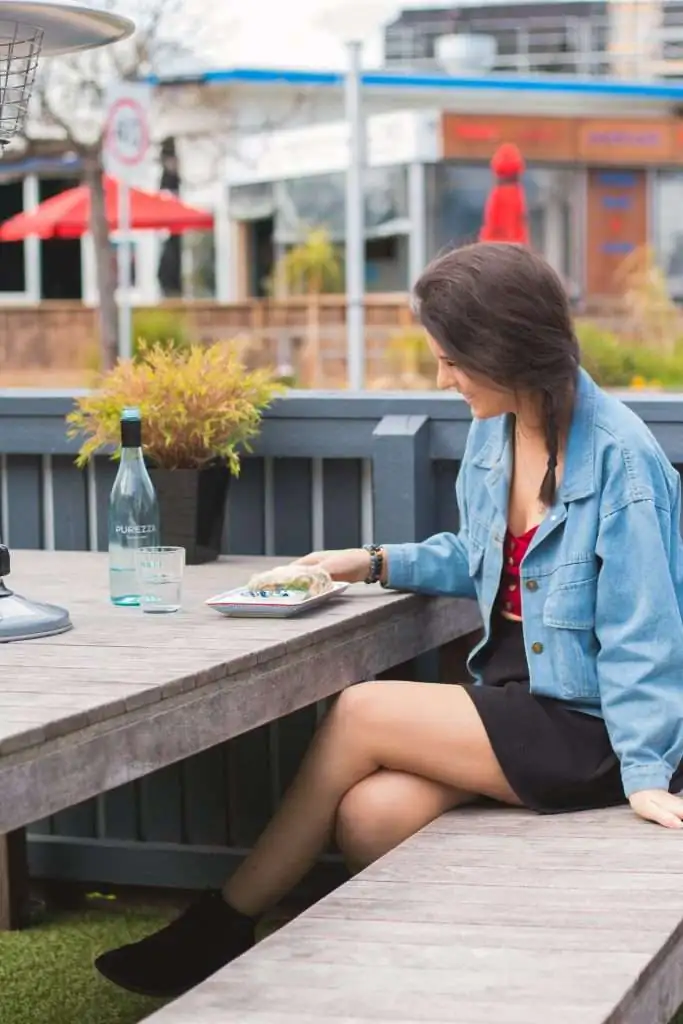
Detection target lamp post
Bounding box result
[316,2,397,391]
[345,37,364,392]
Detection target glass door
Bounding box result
[653,170,683,300]
[526,168,580,298]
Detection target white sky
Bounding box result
[196,0,555,70]
[217,0,414,68]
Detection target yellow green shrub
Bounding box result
[67,341,285,473]
[577,321,683,389]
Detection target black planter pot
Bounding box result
[150,463,231,565]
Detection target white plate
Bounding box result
[205,582,350,618]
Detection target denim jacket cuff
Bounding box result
[382,544,414,591]
[621,762,674,798]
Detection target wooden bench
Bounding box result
[143,804,683,1024]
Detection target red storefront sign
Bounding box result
[442,114,683,166]
[442,115,576,162]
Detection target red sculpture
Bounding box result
[479,142,530,245]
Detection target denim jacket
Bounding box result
[384,368,683,798]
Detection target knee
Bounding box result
[330,682,380,735]
[335,775,403,870]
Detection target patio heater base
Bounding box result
[0,547,72,642]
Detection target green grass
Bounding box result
[0,907,174,1024]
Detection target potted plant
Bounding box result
[67,341,284,564]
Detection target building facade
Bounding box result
[224,105,683,303]
[224,111,441,301]
[6,66,683,309]
[0,152,164,307]
[384,1,683,79]
[438,111,683,298]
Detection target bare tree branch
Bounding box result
[28,0,229,148]
[20,0,310,363]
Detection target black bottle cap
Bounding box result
[120,407,142,448]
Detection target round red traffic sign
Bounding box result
[105,97,150,167]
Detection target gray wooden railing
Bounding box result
[2,387,683,890]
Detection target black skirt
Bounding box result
[464,612,683,813]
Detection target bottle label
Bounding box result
[115,524,157,536]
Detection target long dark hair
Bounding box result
[413,242,579,506]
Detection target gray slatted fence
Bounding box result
[1,388,681,889]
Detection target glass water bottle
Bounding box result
[108,407,160,606]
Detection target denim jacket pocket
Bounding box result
[542,576,599,698]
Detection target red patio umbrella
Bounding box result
[0,176,214,240]
[479,143,530,246]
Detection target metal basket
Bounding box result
[0,19,42,146]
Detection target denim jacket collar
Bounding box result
[559,367,597,502]
[471,367,597,504]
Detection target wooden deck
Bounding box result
[145,805,683,1024]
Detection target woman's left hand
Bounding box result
[629,789,683,828]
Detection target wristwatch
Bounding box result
[363,544,384,585]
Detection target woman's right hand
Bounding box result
[295,548,373,584]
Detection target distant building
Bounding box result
[0,148,163,307]
[6,62,683,308]
[0,71,349,309]
[384,1,683,79]
[219,69,683,303]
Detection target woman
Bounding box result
[96,242,683,1000]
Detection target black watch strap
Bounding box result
[363,544,384,585]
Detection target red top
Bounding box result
[498,525,538,618]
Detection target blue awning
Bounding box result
[150,65,683,102]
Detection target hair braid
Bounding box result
[539,391,560,507]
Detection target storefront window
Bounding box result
[275,166,409,244]
[428,163,579,292]
[0,180,25,294]
[427,164,488,253]
[654,171,683,298]
[183,230,216,298]
[275,167,410,292]
[277,173,344,243]
[229,183,275,221]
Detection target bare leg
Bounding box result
[336,769,475,874]
[224,681,520,916]
[94,681,521,1000]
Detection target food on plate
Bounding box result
[246,563,334,600]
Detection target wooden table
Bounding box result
[0,550,480,926]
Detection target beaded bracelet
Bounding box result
[363,544,384,585]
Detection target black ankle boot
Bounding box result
[94,891,256,999]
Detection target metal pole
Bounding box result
[345,38,365,391]
[408,161,427,288]
[117,182,132,360]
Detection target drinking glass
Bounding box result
[134,546,185,613]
